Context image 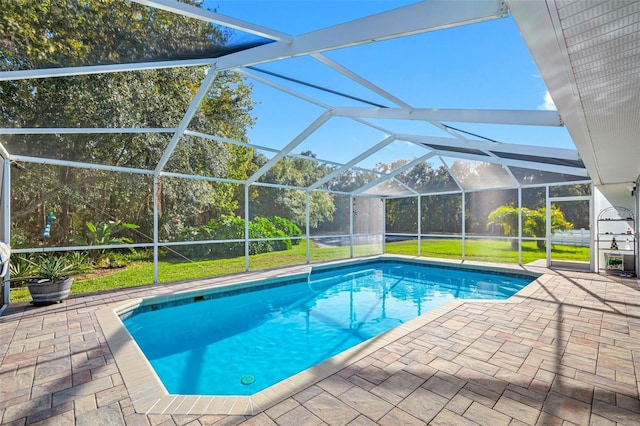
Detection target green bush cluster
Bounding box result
[174,215,302,259]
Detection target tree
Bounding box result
[397,160,459,193]
[2,0,257,247]
[386,198,418,234]
[487,205,574,249]
[250,152,335,229]
[384,159,462,234]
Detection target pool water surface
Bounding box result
[122,259,536,395]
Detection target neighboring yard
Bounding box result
[9,239,590,302]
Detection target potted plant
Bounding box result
[11,253,87,304]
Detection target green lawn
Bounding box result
[385,239,590,264]
[9,239,590,302]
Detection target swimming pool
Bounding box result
[120,258,537,396]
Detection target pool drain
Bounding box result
[240,375,256,385]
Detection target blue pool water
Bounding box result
[122,260,536,395]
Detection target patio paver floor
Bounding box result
[2,261,640,425]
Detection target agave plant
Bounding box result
[11,253,88,283]
[30,255,85,283]
[11,253,91,305]
[9,254,38,283]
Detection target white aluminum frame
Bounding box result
[0,0,597,310]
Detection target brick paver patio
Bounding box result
[2,260,640,425]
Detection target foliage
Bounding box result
[94,251,132,269]
[251,217,290,251]
[74,220,138,246]
[397,161,459,193]
[3,0,256,247]
[10,252,91,284]
[271,216,302,245]
[173,215,303,259]
[73,220,139,264]
[487,206,520,238]
[9,253,38,285]
[605,256,622,266]
[249,152,335,229]
[487,205,574,248]
[386,198,418,234]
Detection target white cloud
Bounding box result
[539,90,557,110]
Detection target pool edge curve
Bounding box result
[96,255,548,416]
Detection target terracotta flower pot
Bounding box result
[27,277,74,304]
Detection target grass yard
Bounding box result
[385,239,590,264]
[9,239,590,303]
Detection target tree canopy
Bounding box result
[487,205,574,248]
[1,0,257,246]
[1,1,591,252]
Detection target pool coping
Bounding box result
[95,255,551,416]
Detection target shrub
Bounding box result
[251,217,289,252]
[171,215,302,259]
[271,216,302,245]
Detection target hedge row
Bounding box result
[173,215,302,259]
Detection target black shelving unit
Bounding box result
[597,206,636,276]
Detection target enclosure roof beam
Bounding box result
[310,53,412,109]
[398,134,582,161]
[438,155,464,192]
[352,153,438,195]
[0,1,506,81]
[158,170,357,197]
[130,0,292,42]
[332,107,563,127]
[427,150,589,177]
[245,111,333,185]
[215,0,507,71]
[184,129,392,178]
[13,155,155,175]
[0,59,217,81]
[308,135,396,190]
[154,69,219,176]
[0,128,177,134]
[0,142,10,160]
[184,130,350,171]
[237,69,331,110]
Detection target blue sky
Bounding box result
[209,1,574,168]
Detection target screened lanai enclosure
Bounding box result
[9,0,632,309]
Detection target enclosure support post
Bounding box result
[518,187,523,265]
[634,181,638,274]
[152,176,159,284]
[1,159,10,313]
[417,195,422,257]
[382,198,386,254]
[349,195,354,258]
[545,186,551,267]
[245,185,250,272]
[305,191,311,264]
[461,191,466,261]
